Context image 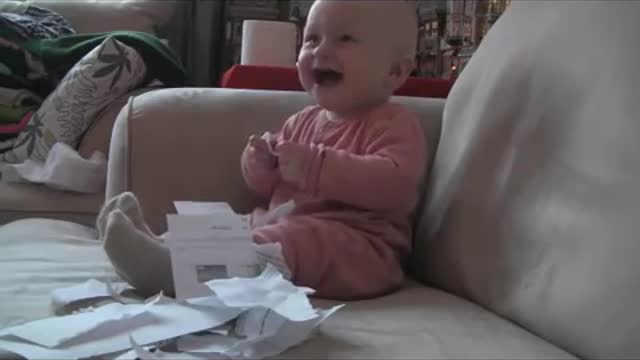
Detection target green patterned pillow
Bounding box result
[1,36,146,163]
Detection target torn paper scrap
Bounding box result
[0,265,343,360]
[255,242,292,280]
[252,199,295,228]
[205,264,317,322]
[127,334,228,360]
[117,348,219,360]
[261,131,278,156]
[181,305,343,359]
[226,306,343,360]
[0,142,106,193]
[206,263,301,308]
[5,293,162,348]
[0,294,243,359]
[51,278,134,312]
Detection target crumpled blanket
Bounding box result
[0,4,70,143]
[0,3,76,97]
[0,4,75,41]
[0,142,106,194]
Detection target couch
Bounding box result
[0,0,187,227]
[1,88,577,360]
[1,1,639,359]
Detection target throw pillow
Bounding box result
[0,36,146,163]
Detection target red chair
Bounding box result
[220,65,454,99]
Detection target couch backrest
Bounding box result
[27,0,176,35]
[20,0,186,61]
[410,1,640,359]
[111,88,444,234]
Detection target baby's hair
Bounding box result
[307,0,418,60]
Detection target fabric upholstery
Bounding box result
[78,87,160,160]
[0,182,102,227]
[26,0,177,37]
[412,1,640,359]
[0,218,572,359]
[106,88,444,234]
[0,219,114,329]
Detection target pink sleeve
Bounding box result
[308,111,427,212]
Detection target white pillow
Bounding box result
[1,36,146,163]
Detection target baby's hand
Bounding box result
[246,134,277,170]
[275,140,311,186]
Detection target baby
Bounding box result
[98,0,427,300]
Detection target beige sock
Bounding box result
[97,192,156,239]
[103,210,174,297]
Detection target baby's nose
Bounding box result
[312,40,332,58]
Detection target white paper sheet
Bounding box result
[169,243,260,300]
[205,265,316,322]
[255,242,292,280]
[0,338,75,360]
[167,213,250,236]
[167,208,258,300]
[224,306,343,360]
[173,201,234,216]
[5,294,163,348]
[50,278,134,312]
[0,142,106,193]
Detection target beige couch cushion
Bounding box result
[0,182,102,227]
[290,284,574,359]
[0,219,112,329]
[412,1,640,359]
[26,0,177,36]
[0,219,573,359]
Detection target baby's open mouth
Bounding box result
[313,68,343,86]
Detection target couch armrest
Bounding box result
[78,87,162,159]
[107,88,315,233]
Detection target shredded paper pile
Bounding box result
[0,265,342,359]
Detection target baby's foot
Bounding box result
[103,210,174,297]
[97,192,156,240]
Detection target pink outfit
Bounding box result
[241,102,427,300]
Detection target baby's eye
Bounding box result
[339,34,355,42]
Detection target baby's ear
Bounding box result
[388,56,415,91]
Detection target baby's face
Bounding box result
[297,0,401,117]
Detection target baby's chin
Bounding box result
[311,92,365,115]
[314,90,392,116]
